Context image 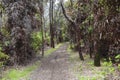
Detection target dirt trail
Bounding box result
[29,43,78,80]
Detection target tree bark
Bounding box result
[49,0,55,48]
[94,41,101,67]
[41,0,44,57]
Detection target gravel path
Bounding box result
[29,43,78,80]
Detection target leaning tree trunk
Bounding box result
[61,1,84,60]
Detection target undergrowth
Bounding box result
[67,45,116,80]
[1,43,63,80]
[1,61,40,80]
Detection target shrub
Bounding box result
[0,47,9,67]
[31,32,42,51]
[115,54,120,63]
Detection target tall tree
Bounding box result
[38,0,44,57]
[49,0,55,48]
[2,0,37,65]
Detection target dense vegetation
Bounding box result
[0,0,120,79]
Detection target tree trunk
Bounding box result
[41,21,44,57]
[89,36,94,58]
[78,46,84,60]
[40,0,44,57]
[94,41,101,67]
[61,2,84,60]
[94,52,101,67]
[3,0,36,65]
[49,0,55,48]
[77,28,84,61]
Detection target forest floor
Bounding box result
[28,43,120,80]
[28,43,78,80]
[68,49,120,80]
[1,43,120,80]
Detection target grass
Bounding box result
[77,59,115,80]
[1,43,63,80]
[67,46,80,62]
[1,61,39,80]
[44,43,63,57]
[67,45,116,80]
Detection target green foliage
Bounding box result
[115,54,120,59]
[0,28,10,46]
[78,76,102,80]
[118,64,120,71]
[101,61,115,73]
[102,61,112,67]
[1,27,10,37]
[88,26,93,33]
[115,54,120,62]
[45,34,50,45]
[0,47,9,67]
[0,52,9,60]
[31,31,42,51]
[0,2,4,11]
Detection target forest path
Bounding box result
[29,43,78,80]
